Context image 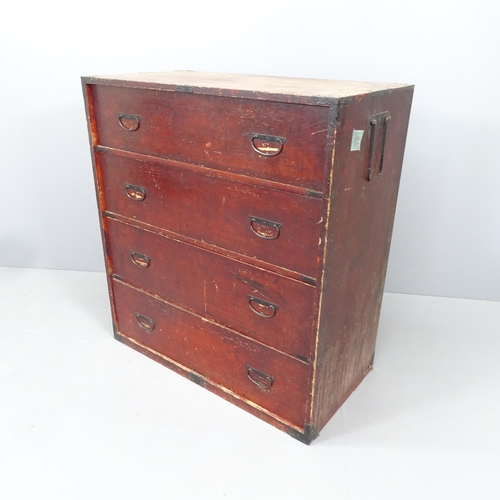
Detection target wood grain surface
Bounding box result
[106,217,318,359]
[112,279,311,429]
[91,85,330,191]
[98,149,324,277]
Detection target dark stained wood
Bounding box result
[91,85,330,191]
[82,71,414,444]
[310,87,415,431]
[98,146,321,197]
[105,211,315,284]
[81,81,121,337]
[98,149,323,278]
[106,217,317,359]
[114,331,309,436]
[112,279,311,428]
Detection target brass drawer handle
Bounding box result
[125,184,147,201]
[118,113,141,132]
[248,216,282,240]
[250,133,286,157]
[130,250,150,268]
[246,366,274,390]
[247,295,278,318]
[135,313,155,332]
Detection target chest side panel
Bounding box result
[311,86,414,431]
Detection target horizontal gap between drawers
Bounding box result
[112,277,312,366]
[115,331,305,433]
[96,146,324,199]
[104,212,317,286]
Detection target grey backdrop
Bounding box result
[1,0,498,301]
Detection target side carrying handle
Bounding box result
[246,366,274,390]
[135,313,155,332]
[118,113,141,132]
[247,295,278,318]
[367,111,391,180]
[250,133,286,157]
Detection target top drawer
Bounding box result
[90,85,330,191]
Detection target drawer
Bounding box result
[106,218,317,360]
[99,151,323,278]
[112,279,310,428]
[91,85,330,191]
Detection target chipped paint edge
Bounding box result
[308,106,341,425]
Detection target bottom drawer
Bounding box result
[112,279,311,428]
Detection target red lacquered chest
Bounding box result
[82,71,413,444]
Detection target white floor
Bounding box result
[1,267,499,499]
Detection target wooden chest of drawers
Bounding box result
[82,71,414,444]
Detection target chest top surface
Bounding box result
[83,70,411,102]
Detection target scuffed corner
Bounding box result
[188,371,207,388]
[287,424,319,445]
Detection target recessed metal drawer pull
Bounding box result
[135,313,155,332]
[250,133,286,157]
[125,184,147,201]
[247,295,278,318]
[130,250,151,268]
[246,366,274,390]
[118,113,141,132]
[248,216,282,240]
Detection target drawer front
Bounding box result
[91,85,330,191]
[112,279,310,428]
[99,152,322,278]
[107,218,316,360]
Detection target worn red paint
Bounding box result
[82,72,414,444]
